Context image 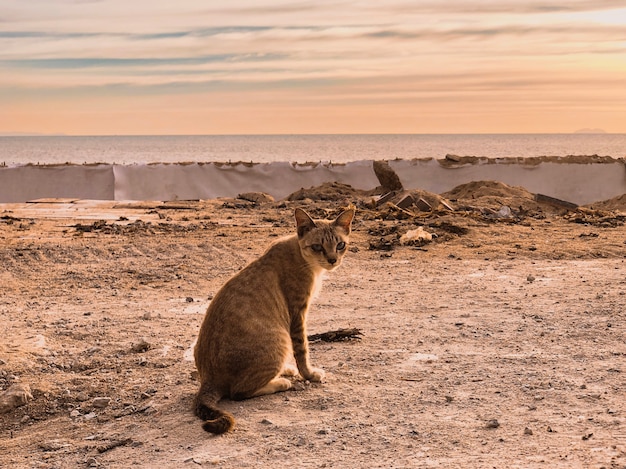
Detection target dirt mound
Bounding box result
[443,180,534,201]
[585,193,626,211]
[442,180,553,216]
[286,182,368,201]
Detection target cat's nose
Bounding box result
[328,258,337,265]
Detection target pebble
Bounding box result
[0,383,33,414]
[485,419,500,429]
[131,339,151,353]
[92,397,111,408]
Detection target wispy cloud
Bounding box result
[1,0,625,134]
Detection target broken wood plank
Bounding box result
[534,193,578,211]
[308,328,363,342]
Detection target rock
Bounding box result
[92,397,111,408]
[237,192,274,204]
[373,160,403,192]
[0,383,33,414]
[39,440,70,451]
[527,275,536,283]
[485,419,500,429]
[131,338,151,353]
[400,227,433,246]
[524,427,533,435]
[496,206,512,218]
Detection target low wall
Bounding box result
[0,158,624,205]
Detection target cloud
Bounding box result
[1,1,625,133]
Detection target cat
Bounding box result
[193,207,355,434]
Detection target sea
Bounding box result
[0,134,624,166]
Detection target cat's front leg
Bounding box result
[290,315,325,382]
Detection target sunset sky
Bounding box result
[1,0,625,135]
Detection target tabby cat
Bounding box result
[193,207,355,434]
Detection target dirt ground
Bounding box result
[1,180,625,468]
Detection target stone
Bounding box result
[485,419,500,429]
[237,192,275,204]
[92,397,111,408]
[131,338,151,353]
[0,383,33,414]
[373,160,403,192]
[400,227,433,246]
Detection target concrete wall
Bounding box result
[0,159,624,205]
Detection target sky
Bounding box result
[1,0,625,135]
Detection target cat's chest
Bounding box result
[310,270,326,302]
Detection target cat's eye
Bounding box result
[311,244,324,252]
[336,241,346,251]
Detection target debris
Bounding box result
[308,328,363,342]
[395,193,415,210]
[39,440,71,452]
[400,227,433,246]
[524,427,533,435]
[496,206,512,218]
[527,275,536,283]
[582,433,594,441]
[534,193,578,211]
[97,438,133,454]
[374,191,398,207]
[0,383,33,414]
[131,338,152,353]
[369,238,394,251]
[373,160,403,192]
[415,197,432,212]
[440,200,454,211]
[237,192,275,204]
[384,202,414,220]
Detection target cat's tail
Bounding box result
[193,383,235,434]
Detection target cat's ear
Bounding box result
[333,209,355,234]
[295,208,317,238]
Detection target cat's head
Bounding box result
[295,207,355,271]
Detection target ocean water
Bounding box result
[1,134,625,166]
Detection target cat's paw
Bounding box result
[304,367,325,382]
[281,363,299,377]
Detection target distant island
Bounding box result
[574,128,607,134]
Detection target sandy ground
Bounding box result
[1,181,625,468]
